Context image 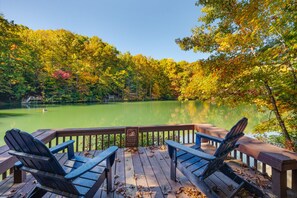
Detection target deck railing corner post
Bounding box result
[272,167,287,197]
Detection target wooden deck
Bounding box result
[0,145,275,198]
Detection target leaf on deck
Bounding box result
[160,145,166,150]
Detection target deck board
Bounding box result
[131,149,151,198]
[0,146,273,198]
[113,148,125,198]
[138,147,164,198]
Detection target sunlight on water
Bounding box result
[0,101,268,146]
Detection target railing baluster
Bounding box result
[247,155,250,167]
[240,152,243,162]
[113,133,116,146]
[76,136,79,152]
[2,171,7,180]
[55,136,58,147]
[146,132,149,146]
[107,134,110,147]
[10,167,14,175]
[88,135,91,151]
[254,159,258,170]
[101,134,104,150]
[262,162,267,175]
[82,135,85,151]
[152,132,154,146]
[96,135,98,150]
[120,132,123,147]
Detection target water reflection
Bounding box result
[168,101,266,132]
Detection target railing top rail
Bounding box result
[194,124,297,171]
[139,124,194,132]
[54,124,195,136]
[55,127,126,136]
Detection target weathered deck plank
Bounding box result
[113,148,125,198]
[138,147,164,198]
[131,149,151,198]
[144,147,174,197]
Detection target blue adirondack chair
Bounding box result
[166,117,264,198]
[4,129,118,198]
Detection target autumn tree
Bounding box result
[176,0,297,150]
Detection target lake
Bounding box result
[0,101,268,146]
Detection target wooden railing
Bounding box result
[49,124,195,151]
[0,124,296,197]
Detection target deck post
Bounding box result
[14,166,26,183]
[272,168,287,197]
[292,169,297,193]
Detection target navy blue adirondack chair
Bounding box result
[166,117,264,198]
[4,129,118,198]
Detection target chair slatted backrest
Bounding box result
[201,117,247,179]
[4,129,79,195]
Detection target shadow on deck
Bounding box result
[0,144,277,198]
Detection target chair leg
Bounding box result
[106,169,112,193]
[28,186,47,198]
[198,179,219,198]
[170,150,177,181]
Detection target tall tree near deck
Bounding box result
[176,0,297,151]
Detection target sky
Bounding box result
[0,0,209,62]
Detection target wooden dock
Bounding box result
[0,145,275,198]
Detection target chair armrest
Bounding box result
[195,132,224,143]
[50,140,74,154]
[165,140,215,160]
[65,146,118,180]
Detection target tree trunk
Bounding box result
[264,81,295,151]
[288,62,297,89]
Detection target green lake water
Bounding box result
[0,101,268,146]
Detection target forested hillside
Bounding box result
[0,15,201,103]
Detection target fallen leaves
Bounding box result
[125,147,138,153]
[160,145,166,150]
[83,151,93,157]
[114,181,152,197]
[175,187,206,198]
